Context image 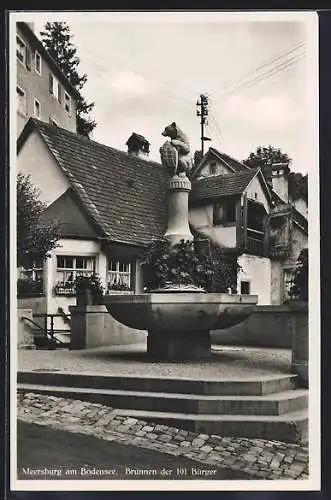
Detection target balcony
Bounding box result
[269,244,291,260]
[244,228,264,257]
[245,237,264,256]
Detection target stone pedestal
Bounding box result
[164,175,193,245]
[147,329,211,361]
[17,308,36,350]
[290,302,309,388]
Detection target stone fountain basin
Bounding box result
[103,292,258,332]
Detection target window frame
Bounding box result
[64,91,71,114]
[213,199,237,226]
[240,280,251,295]
[49,73,60,101]
[283,268,295,301]
[33,98,41,118]
[107,259,132,292]
[54,254,97,296]
[16,85,27,116]
[16,35,26,65]
[34,50,41,75]
[209,161,217,176]
[56,255,96,282]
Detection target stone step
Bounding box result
[17,384,308,416]
[112,408,309,444]
[17,371,297,396]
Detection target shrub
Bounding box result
[139,238,240,292]
[74,274,104,300]
[289,248,308,301]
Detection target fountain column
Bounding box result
[164,174,193,245]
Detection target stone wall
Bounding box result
[212,303,307,349]
[212,302,308,387]
[17,296,47,328]
[69,305,146,350]
[17,309,35,349]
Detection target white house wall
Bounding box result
[17,129,70,206]
[238,254,272,305]
[291,224,308,263]
[45,238,104,330]
[245,175,270,211]
[189,205,237,247]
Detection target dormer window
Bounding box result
[210,161,217,176]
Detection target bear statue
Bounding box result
[160,122,193,177]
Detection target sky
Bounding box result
[14,11,318,173]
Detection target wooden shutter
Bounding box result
[235,199,242,248]
[25,47,31,70]
[49,73,53,94]
[262,213,270,257]
[242,193,248,250]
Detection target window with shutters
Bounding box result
[17,86,27,116]
[16,36,26,65]
[35,51,41,75]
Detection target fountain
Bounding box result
[104,125,258,361]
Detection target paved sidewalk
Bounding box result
[17,392,309,480]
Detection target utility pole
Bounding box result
[196,94,211,156]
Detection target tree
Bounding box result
[17,173,61,268]
[40,22,96,137]
[289,248,308,301]
[243,146,308,203]
[243,145,291,171]
[288,172,308,203]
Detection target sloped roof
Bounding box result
[18,119,170,246]
[192,146,251,178]
[190,169,259,202]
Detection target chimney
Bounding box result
[271,163,290,202]
[126,133,150,159]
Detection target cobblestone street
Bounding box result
[17,392,309,480]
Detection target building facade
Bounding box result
[190,148,308,305]
[17,119,308,333]
[16,22,79,136]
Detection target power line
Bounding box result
[212,54,305,103]
[209,41,305,97]
[80,41,305,107]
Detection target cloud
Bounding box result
[109,71,156,97]
[220,93,302,132]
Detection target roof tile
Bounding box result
[30,119,170,246]
[191,169,258,201]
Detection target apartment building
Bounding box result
[16,22,79,136]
